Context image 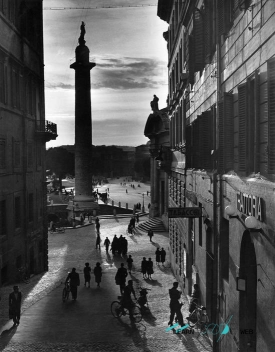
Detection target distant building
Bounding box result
[158,1,275,351]
[134,143,150,181]
[0,1,57,284]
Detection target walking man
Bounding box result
[66,268,80,300]
[148,229,154,242]
[127,255,133,274]
[104,237,110,251]
[115,263,128,294]
[93,262,102,287]
[9,285,22,325]
[168,282,184,328]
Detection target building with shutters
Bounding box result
[158,1,275,351]
[0,1,57,285]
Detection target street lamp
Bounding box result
[142,193,145,213]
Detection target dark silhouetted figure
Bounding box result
[94,262,102,287]
[155,248,161,265]
[150,94,159,112]
[168,282,184,328]
[104,237,110,251]
[96,234,101,249]
[148,229,154,242]
[79,21,86,44]
[115,263,128,294]
[141,257,148,279]
[83,262,91,288]
[160,247,166,265]
[66,268,80,300]
[9,285,22,325]
[147,258,154,279]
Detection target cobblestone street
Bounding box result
[0,214,212,352]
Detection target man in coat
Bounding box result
[168,282,184,328]
[66,268,80,300]
[115,263,128,294]
[9,285,22,325]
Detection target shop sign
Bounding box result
[236,192,263,221]
[168,207,202,218]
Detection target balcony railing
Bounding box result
[36,120,58,142]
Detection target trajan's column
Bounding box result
[68,22,99,216]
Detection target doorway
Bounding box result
[239,230,257,351]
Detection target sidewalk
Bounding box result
[0,217,212,352]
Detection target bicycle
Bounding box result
[62,281,70,302]
[111,296,142,323]
[187,303,209,330]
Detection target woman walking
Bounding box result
[93,262,102,287]
[141,257,148,279]
[83,262,91,288]
[155,248,161,266]
[147,258,154,279]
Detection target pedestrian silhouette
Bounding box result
[127,255,133,274]
[147,258,154,279]
[9,286,22,325]
[65,268,80,300]
[141,257,148,279]
[115,263,128,294]
[83,262,91,288]
[155,248,161,265]
[94,262,102,287]
[160,248,166,265]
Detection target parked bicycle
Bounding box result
[111,295,142,323]
[187,303,209,330]
[62,281,70,302]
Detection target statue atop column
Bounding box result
[150,95,159,112]
[78,21,86,45]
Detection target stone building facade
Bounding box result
[144,107,170,229]
[0,1,56,284]
[158,0,275,351]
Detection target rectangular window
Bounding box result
[0,139,6,168]
[0,200,7,234]
[238,83,248,173]
[15,196,21,228]
[28,193,34,222]
[221,218,229,281]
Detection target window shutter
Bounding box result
[267,59,275,173]
[187,34,195,85]
[194,9,204,72]
[201,111,213,170]
[238,84,247,172]
[204,1,212,64]
[186,124,192,168]
[224,93,234,171]
[193,118,200,168]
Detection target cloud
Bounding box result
[93,57,166,90]
[45,57,167,91]
[45,82,74,90]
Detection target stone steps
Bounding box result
[136,217,166,233]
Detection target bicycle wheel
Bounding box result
[111,301,122,318]
[131,305,142,323]
[187,309,199,328]
[62,288,67,302]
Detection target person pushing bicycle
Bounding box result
[121,280,137,319]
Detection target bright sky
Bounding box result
[43,0,169,148]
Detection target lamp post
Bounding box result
[142,192,145,213]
